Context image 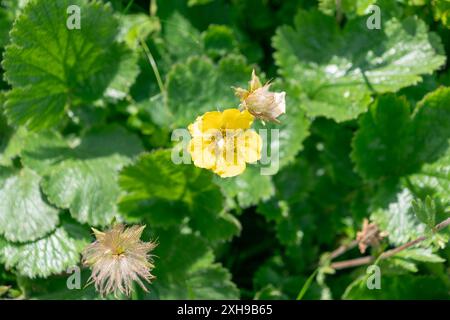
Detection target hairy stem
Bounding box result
[330,217,450,270]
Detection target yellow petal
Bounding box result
[201,111,222,132]
[188,137,216,169]
[214,157,246,178]
[240,130,262,163]
[221,109,253,130]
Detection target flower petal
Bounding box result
[201,111,222,132]
[241,130,262,163]
[222,109,253,129]
[188,137,216,169]
[214,157,246,178]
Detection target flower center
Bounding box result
[113,246,126,256]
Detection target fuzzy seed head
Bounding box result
[82,224,157,297]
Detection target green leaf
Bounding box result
[202,24,238,59]
[371,189,426,246]
[343,275,449,299]
[118,13,160,50]
[119,150,186,202]
[409,149,450,202]
[0,127,27,166]
[319,0,377,16]
[215,167,275,209]
[165,54,253,127]
[0,168,59,242]
[0,6,13,48]
[119,150,188,227]
[395,248,445,263]
[352,95,415,179]
[253,83,311,170]
[21,125,142,226]
[312,118,361,187]
[181,263,239,299]
[352,88,450,179]
[104,47,140,100]
[0,228,81,278]
[162,12,203,60]
[152,240,239,299]
[18,271,101,300]
[188,0,215,6]
[0,94,24,166]
[433,0,450,28]
[273,10,446,121]
[389,257,419,272]
[2,0,133,129]
[412,87,450,165]
[186,169,242,241]
[120,150,240,241]
[153,228,211,280]
[253,257,322,300]
[412,196,437,227]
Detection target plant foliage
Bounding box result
[0,0,449,300]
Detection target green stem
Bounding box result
[296,268,319,300]
[139,38,166,97]
[122,0,135,14]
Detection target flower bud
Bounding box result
[234,70,286,123]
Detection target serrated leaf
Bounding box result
[182,263,239,299]
[186,169,242,241]
[0,228,81,278]
[119,150,186,202]
[0,127,27,166]
[118,13,160,50]
[153,228,210,280]
[2,0,134,129]
[119,150,188,227]
[371,189,426,245]
[352,88,450,179]
[165,54,253,127]
[202,24,238,59]
[409,149,450,202]
[312,117,361,187]
[273,10,446,121]
[0,6,13,48]
[389,257,419,272]
[21,125,142,226]
[352,95,415,179]
[0,167,59,242]
[319,0,377,16]
[215,166,275,209]
[253,83,311,171]
[152,241,239,299]
[120,150,240,241]
[163,12,203,60]
[433,0,450,28]
[396,248,445,263]
[412,196,437,227]
[0,94,21,166]
[104,47,140,100]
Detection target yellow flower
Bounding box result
[234,70,286,123]
[82,224,157,297]
[188,109,262,178]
